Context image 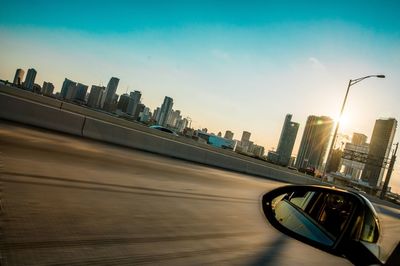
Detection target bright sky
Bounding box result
[1,0,400,192]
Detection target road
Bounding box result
[0,121,399,265]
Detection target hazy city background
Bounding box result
[1,1,400,192]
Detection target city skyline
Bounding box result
[1,1,399,192]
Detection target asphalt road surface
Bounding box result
[0,121,399,265]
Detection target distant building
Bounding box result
[339,142,369,180]
[87,85,105,108]
[295,115,333,171]
[176,118,189,133]
[270,114,299,166]
[153,107,161,121]
[158,96,173,126]
[224,130,234,140]
[238,131,252,153]
[117,93,130,113]
[197,131,235,150]
[253,145,265,158]
[42,81,54,96]
[13,69,25,86]
[126,90,141,116]
[352,133,368,146]
[140,107,151,123]
[167,110,181,128]
[241,131,251,142]
[65,83,78,100]
[74,83,88,103]
[60,78,77,99]
[23,68,37,91]
[32,83,41,94]
[101,77,119,111]
[267,151,280,163]
[133,103,145,120]
[361,118,397,187]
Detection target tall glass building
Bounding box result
[295,115,333,171]
[361,118,397,187]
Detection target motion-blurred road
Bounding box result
[1,121,399,265]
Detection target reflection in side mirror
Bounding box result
[261,185,385,265]
[271,189,355,246]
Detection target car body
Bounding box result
[149,125,179,136]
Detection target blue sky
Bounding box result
[1,0,400,191]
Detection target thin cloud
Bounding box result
[308,57,326,70]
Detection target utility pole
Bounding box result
[380,142,399,199]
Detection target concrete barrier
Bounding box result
[82,117,209,164]
[0,84,62,108]
[0,93,85,136]
[0,87,325,186]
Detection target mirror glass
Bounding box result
[268,190,356,246]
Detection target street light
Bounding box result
[323,74,385,178]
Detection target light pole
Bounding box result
[324,74,385,178]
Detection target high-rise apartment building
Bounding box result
[75,83,88,102]
[42,81,55,96]
[117,93,130,113]
[275,114,299,166]
[60,78,77,99]
[361,118,397,187]
[295,115,333,171]
[23,68,37,91]
[177,118,189,133]
[224,130,234,140]
[101,77,119,111]
[87,85,105,108]
[13,69,25,86]
[167,110,181,128]
[127,91,142,116]
[241,131,251,142]
[158,96,173,127]
[140,107,151,123]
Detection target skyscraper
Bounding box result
[13,68,25,86]
[295,115,334,171]
[167,110,181,127]
[23,68,37,91]
[158,96,174,126]
[101,77,119,111]
[140,107,151,123]
[361,118,397,187]
[127,90,142,116]
[117,93,130,113]
[224,130,234,140]
[241,131,251,142]
[42,81,54,96]
[275,114,300,166]
[87,85,105,108]
[75,83,88,102]
[60,78,77,99]
[177,118,189,133]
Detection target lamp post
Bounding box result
[324,75,385,178]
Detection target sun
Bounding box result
[336,113,350,132]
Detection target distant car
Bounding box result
[299,166,316,176]
[149,125,179,136]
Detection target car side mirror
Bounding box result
[261,185,386,265]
